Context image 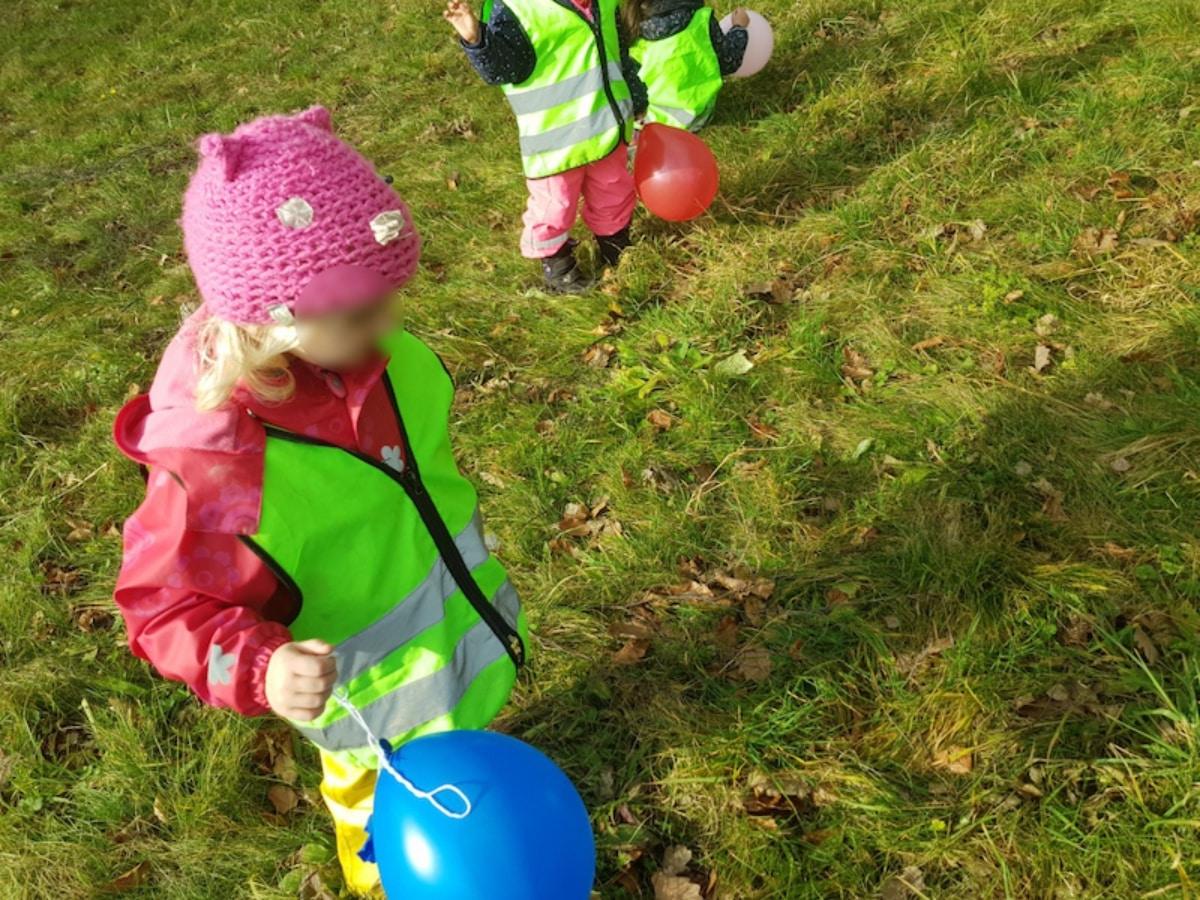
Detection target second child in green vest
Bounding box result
[443,0,648,293]
[110,107,526,897]
[625,1,750,131]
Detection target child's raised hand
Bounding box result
[731,7,750,27]
[443,0,481,45]
[265,639,337,722]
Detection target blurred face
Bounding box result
[292,295,396,371]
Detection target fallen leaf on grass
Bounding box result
[714,350,754,377]
[253,726,299,785]
[646,409,675,432]
[840,346,874,385]
[880,866,926,900]
[651,872,702,900]
[1073,227,1119,256]
[932,745,974,775]
[41,561,84,596]
[1109,456,1132,474]
[713,615,740,652]
[745,279,794,304]
[105,861,151,893]
[299,871,337,900]
[73,605,114,632]
[735,645,772,682]
[1132,625,1160,665]
[1031,478,1067,522]
[746,415,779,442]
[613,638,651,665]
[267,784,299,815]
[895,636,953,679]
[554,498,623,547]
[65,518,93,542]
[1031,343,1053,374]
[661,845,692,876]
[1058,613,1095,648]
[1014,681,1117,719]
[910,335,946,352]
[583,343,616,368]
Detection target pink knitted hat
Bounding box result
[181,106,420,325]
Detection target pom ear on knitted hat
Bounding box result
[197,133,245,182]
[292,105,334,133]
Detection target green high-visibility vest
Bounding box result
[243,331,527,768]
[630,7,722,131]
[486,0,634,180]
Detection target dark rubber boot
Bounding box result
[541,240,593,294]
[595,226,631,269]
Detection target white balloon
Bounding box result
[719,9,774,79]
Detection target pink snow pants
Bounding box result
[520,145,635,259]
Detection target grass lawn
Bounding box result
[2,0,1200,896]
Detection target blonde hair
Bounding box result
[193,315,301,412]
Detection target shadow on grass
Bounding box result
[501,311,1200,897]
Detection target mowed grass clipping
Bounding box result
[2,0,1200,897]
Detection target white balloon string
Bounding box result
[330,690,472,820]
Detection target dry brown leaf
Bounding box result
[895,636,954,678]
[105,861,151,893]
[911,335,946,352]
[1074,226,1119,255]
[558,502,592,535]
[746,279,794,304]
[299,870,337,900]
[714,615,740,653]
[1132,625,1160,665]
[74,605,114,633]
[613,638,650,665]
[1058,614,1095,648]
[932,745,974,775]
[661,845,692,877]
[735,645,772,682]
[583,343,616,368]
[746,415,780,442]
[65,518,93,542]
[881,866,926,900]
[652,872,702,900]
[1032,343,1053,373]
[1109,457,1132,474]
[841,346,874,384]
[267,784,298,815]
[647,409,675,432]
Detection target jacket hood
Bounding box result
[113,309,267,534]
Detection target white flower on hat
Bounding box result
[276,197,314,229]
[370,210,409,246]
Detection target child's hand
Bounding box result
[265,639,337,721]
[731,7,750,27]
[443,0,481,45]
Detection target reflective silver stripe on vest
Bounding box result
[653,104,701,129]
[299,581,521,751]
[329,512,488,687]
[519,104,620,156]
[508,61,624,116]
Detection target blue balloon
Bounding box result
[364,730,595,899]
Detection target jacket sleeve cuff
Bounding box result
[247,632,292,716]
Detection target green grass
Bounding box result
[2,0,1200,896]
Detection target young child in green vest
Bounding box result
[443,0,647,293]
[625,1,750,131]
[111,106,526,896]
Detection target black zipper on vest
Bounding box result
[250,389,526,670]
[380,373,525,668]
[557,0,626,150]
